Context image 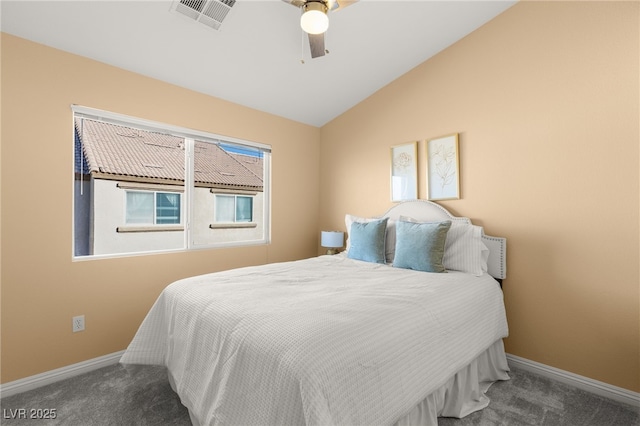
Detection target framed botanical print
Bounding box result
[390,142,418,202]
[426,133,460,200]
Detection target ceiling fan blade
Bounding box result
[330,0,358,12]
[282,0,306,8]
[308,32,326,58]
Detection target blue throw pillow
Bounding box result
[347,218,389,264]
[393,220,452,272]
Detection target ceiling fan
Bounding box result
[282,0,358,59]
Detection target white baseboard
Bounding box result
[506,353,640,408]
[0,350,125,399]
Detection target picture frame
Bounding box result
[390,142,418,202]
[426,133,460,200]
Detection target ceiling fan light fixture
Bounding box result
[300,2,329,35]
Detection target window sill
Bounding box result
[209,222,257,229]
[116,225,184,233]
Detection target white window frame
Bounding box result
[72,105,271,260]
[124,190,182,226]
[214,194,254,223]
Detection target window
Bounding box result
[73,105,271,258]
[126,191,181,225]
[156,193,181,224]
[215,195,253,223]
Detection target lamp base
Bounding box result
[326,248,339,255]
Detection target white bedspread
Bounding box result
[121,255,508,426]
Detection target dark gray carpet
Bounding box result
[1,364,638,425]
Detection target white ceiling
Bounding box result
[1,0,516,127]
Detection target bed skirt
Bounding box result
[394,338,510,426]
[168,338,509,426]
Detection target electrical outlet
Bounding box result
[72,315,85,333]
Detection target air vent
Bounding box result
[171,0,236,31]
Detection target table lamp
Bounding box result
[321,231,344,255]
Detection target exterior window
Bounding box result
[126,191,181,225]
[156,192,181,224]
[215,195,253,223]
[73,105,271,258]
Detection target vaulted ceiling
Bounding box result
[1,0,516,126]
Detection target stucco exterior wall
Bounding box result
[88,179,265,255]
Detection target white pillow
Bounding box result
[399,216,488,276]
[444,222,489,276]
[345,214,396,263]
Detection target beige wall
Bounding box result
[0,33,320,383]
[320,1,639,392]
[1,0,638,395]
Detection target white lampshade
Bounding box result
[300,2,329,35]
[321,231,344,248]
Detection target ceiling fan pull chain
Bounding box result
[300,19,306,64]
[324,26,329,55]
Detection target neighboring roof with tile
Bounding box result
[231,153,263,180]
[75,118,263,190]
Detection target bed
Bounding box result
[120,200,509,426]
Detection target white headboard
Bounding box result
[380,200,507,280]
